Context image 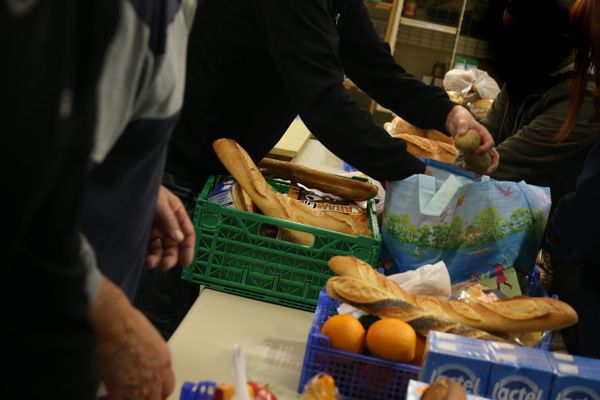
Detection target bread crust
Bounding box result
[327,256,578,334]
[212,139,371,245]
[259,158,378,202]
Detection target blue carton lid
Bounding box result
[491,351,554,371]
[427,331,489,350]
[551,359,600,380]
[546,352,600,369]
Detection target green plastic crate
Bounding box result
[182,175,381,311]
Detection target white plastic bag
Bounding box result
[443,68,501,100]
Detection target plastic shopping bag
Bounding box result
[443,68,501,100]
[381,160,551,283]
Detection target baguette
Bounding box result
[395,133,459,164]
[328,256,578,334]
[212,139,371,245]
[388,116,455,145]
[327,276,508,342]
[259,158,378,202]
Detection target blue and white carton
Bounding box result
[546,352,600,369]
[548,357,600,400]
[420,331,491,395]
[488,344,554,400]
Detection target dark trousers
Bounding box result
[133,172,201,340]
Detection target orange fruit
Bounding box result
[366,318,416,363]
[410,334,427,366]
[321,314,366,353]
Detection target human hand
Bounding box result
[484,148,500,174]
[146,185,195,270]
[92,277,175,400]
[445,105,495,154]
[458,148,500,175]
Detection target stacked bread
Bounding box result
[385,116,459,164]
[326,256,578,343]
[213,139,372,246]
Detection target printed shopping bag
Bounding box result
[381,160,551,283]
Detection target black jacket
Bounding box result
[2,1,118,397]
[168,0,455,188]
[547,135,600,358]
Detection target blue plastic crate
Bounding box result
[298,290,421,400]
[298,279,552,400]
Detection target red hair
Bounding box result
[556,0,600,142]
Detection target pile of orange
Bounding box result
[320,314,426,365]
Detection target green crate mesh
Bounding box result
[182,176,381,311]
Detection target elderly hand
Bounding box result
[445,105,495,154]
[92,277,175,400]
[146,185,195,270]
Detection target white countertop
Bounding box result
[168,289,314,400]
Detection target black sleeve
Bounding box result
[260,0,425,181]
[337,0,456,132]
[2,1,118,397]
[549,138,600,267]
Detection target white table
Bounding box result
[168,289,314,400]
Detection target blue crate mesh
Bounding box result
[299,274,552,399]
[298,290,421,400]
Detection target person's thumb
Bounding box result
[156,201,185,242]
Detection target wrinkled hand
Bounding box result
[92,277,175,400]
[146,185,195,270]
[446,105,495,154]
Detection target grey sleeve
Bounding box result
[481,85,508,141]
[79,234,102,301]
[491,97,598,182]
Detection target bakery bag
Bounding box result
[381,160,551,283]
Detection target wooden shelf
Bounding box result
[399,17,457,35]
[374,2,394,10]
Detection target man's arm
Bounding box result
[90,276,175,400]
[337,0,454,132]
[260,0,425,181]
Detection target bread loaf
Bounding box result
[327,276,508,342]
[212,139,371,245]
[422,379,467,400]
[258,158,378,202]
[328,256,578,334]
[394,133,459,164]
[388,116,454,144]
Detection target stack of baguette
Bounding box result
[212,139,372,246]
[385,116,459,164]
[326,256,578,343]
